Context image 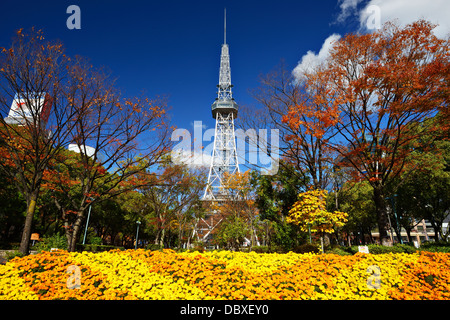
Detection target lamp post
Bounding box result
[82,202,93,245]
[135,220,141,249]
[392,194,402,244]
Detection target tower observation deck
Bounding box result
[202,9,240,202]
[211,42,238,119]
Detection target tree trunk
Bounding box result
[178,223,182,249]
[428,218,441,241]
[159,228,165,248]
[64,210,86,252]
[359,227,366,245]
[69,214,85,252]
[373,188,392,246]
[367,228,374,244]
[405,228,412,243]
[393,223,402,244]
[19,190,39,255]
[154,228,161,245]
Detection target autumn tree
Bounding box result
[0,29,81,254]
[290,20,449,245]
[42,58,170,251]
[139,156,206,248]
[240,62,338,190]
[211,170,259,249]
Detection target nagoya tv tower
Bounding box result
[203,9,240,201]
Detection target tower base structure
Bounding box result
[203,111,239,202]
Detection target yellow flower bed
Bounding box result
[0,263,38,300]
[70,250,205,300]
[200,250,316,274]
[0,249,449,300]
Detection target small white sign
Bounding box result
[358,245,369,253]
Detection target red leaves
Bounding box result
[286,19,449,188]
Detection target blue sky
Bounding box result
[1,0,448,170]
[0,0,354,132]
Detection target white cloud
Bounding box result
[336,0,364,23]
[293,0,449,81]
[292,34,341,81]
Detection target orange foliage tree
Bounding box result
[286,20,449,245]
[0,28,170,253]
[0,29,81,254]
[138,155,206,249]
[245,63,337,190]
[41,57,170,252]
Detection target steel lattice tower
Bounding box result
[202,9,240,201]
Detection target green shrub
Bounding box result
[325,246,352,256]
[5,250,24,261]
[35,233,68,253]
[393,244,417,254]
[89,236,103,246]
[146,243,164,251]
[267,245,288,253]
[292,243,321,254]
[419,241,450,253]
[344,244,416,254]
[189,245,205,253]
[367,244,395,254]
[360,244,415,254]
[251,246,270,253]
[76,244,124,252]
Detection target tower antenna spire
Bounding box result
[202,9,239,203]
[224,8,226,44]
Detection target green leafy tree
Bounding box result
[251,162,308,250]
[215,216,249,250]
[394,129,450,241]
[329,181,377,245]
[0,171,26,245]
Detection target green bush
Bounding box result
[76,244,124,252]
[267,245,288,254]
[146,243,164,251]
[419,241,450,253]
[367,244,397,254]
[89,236,103,246]
[292,243,321,254]
[344,244,417,255]
[393,244,417,254]
[325,246,352,256]
[251,246,270,253]
[188,245,205,253]
[5,250,24,261]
